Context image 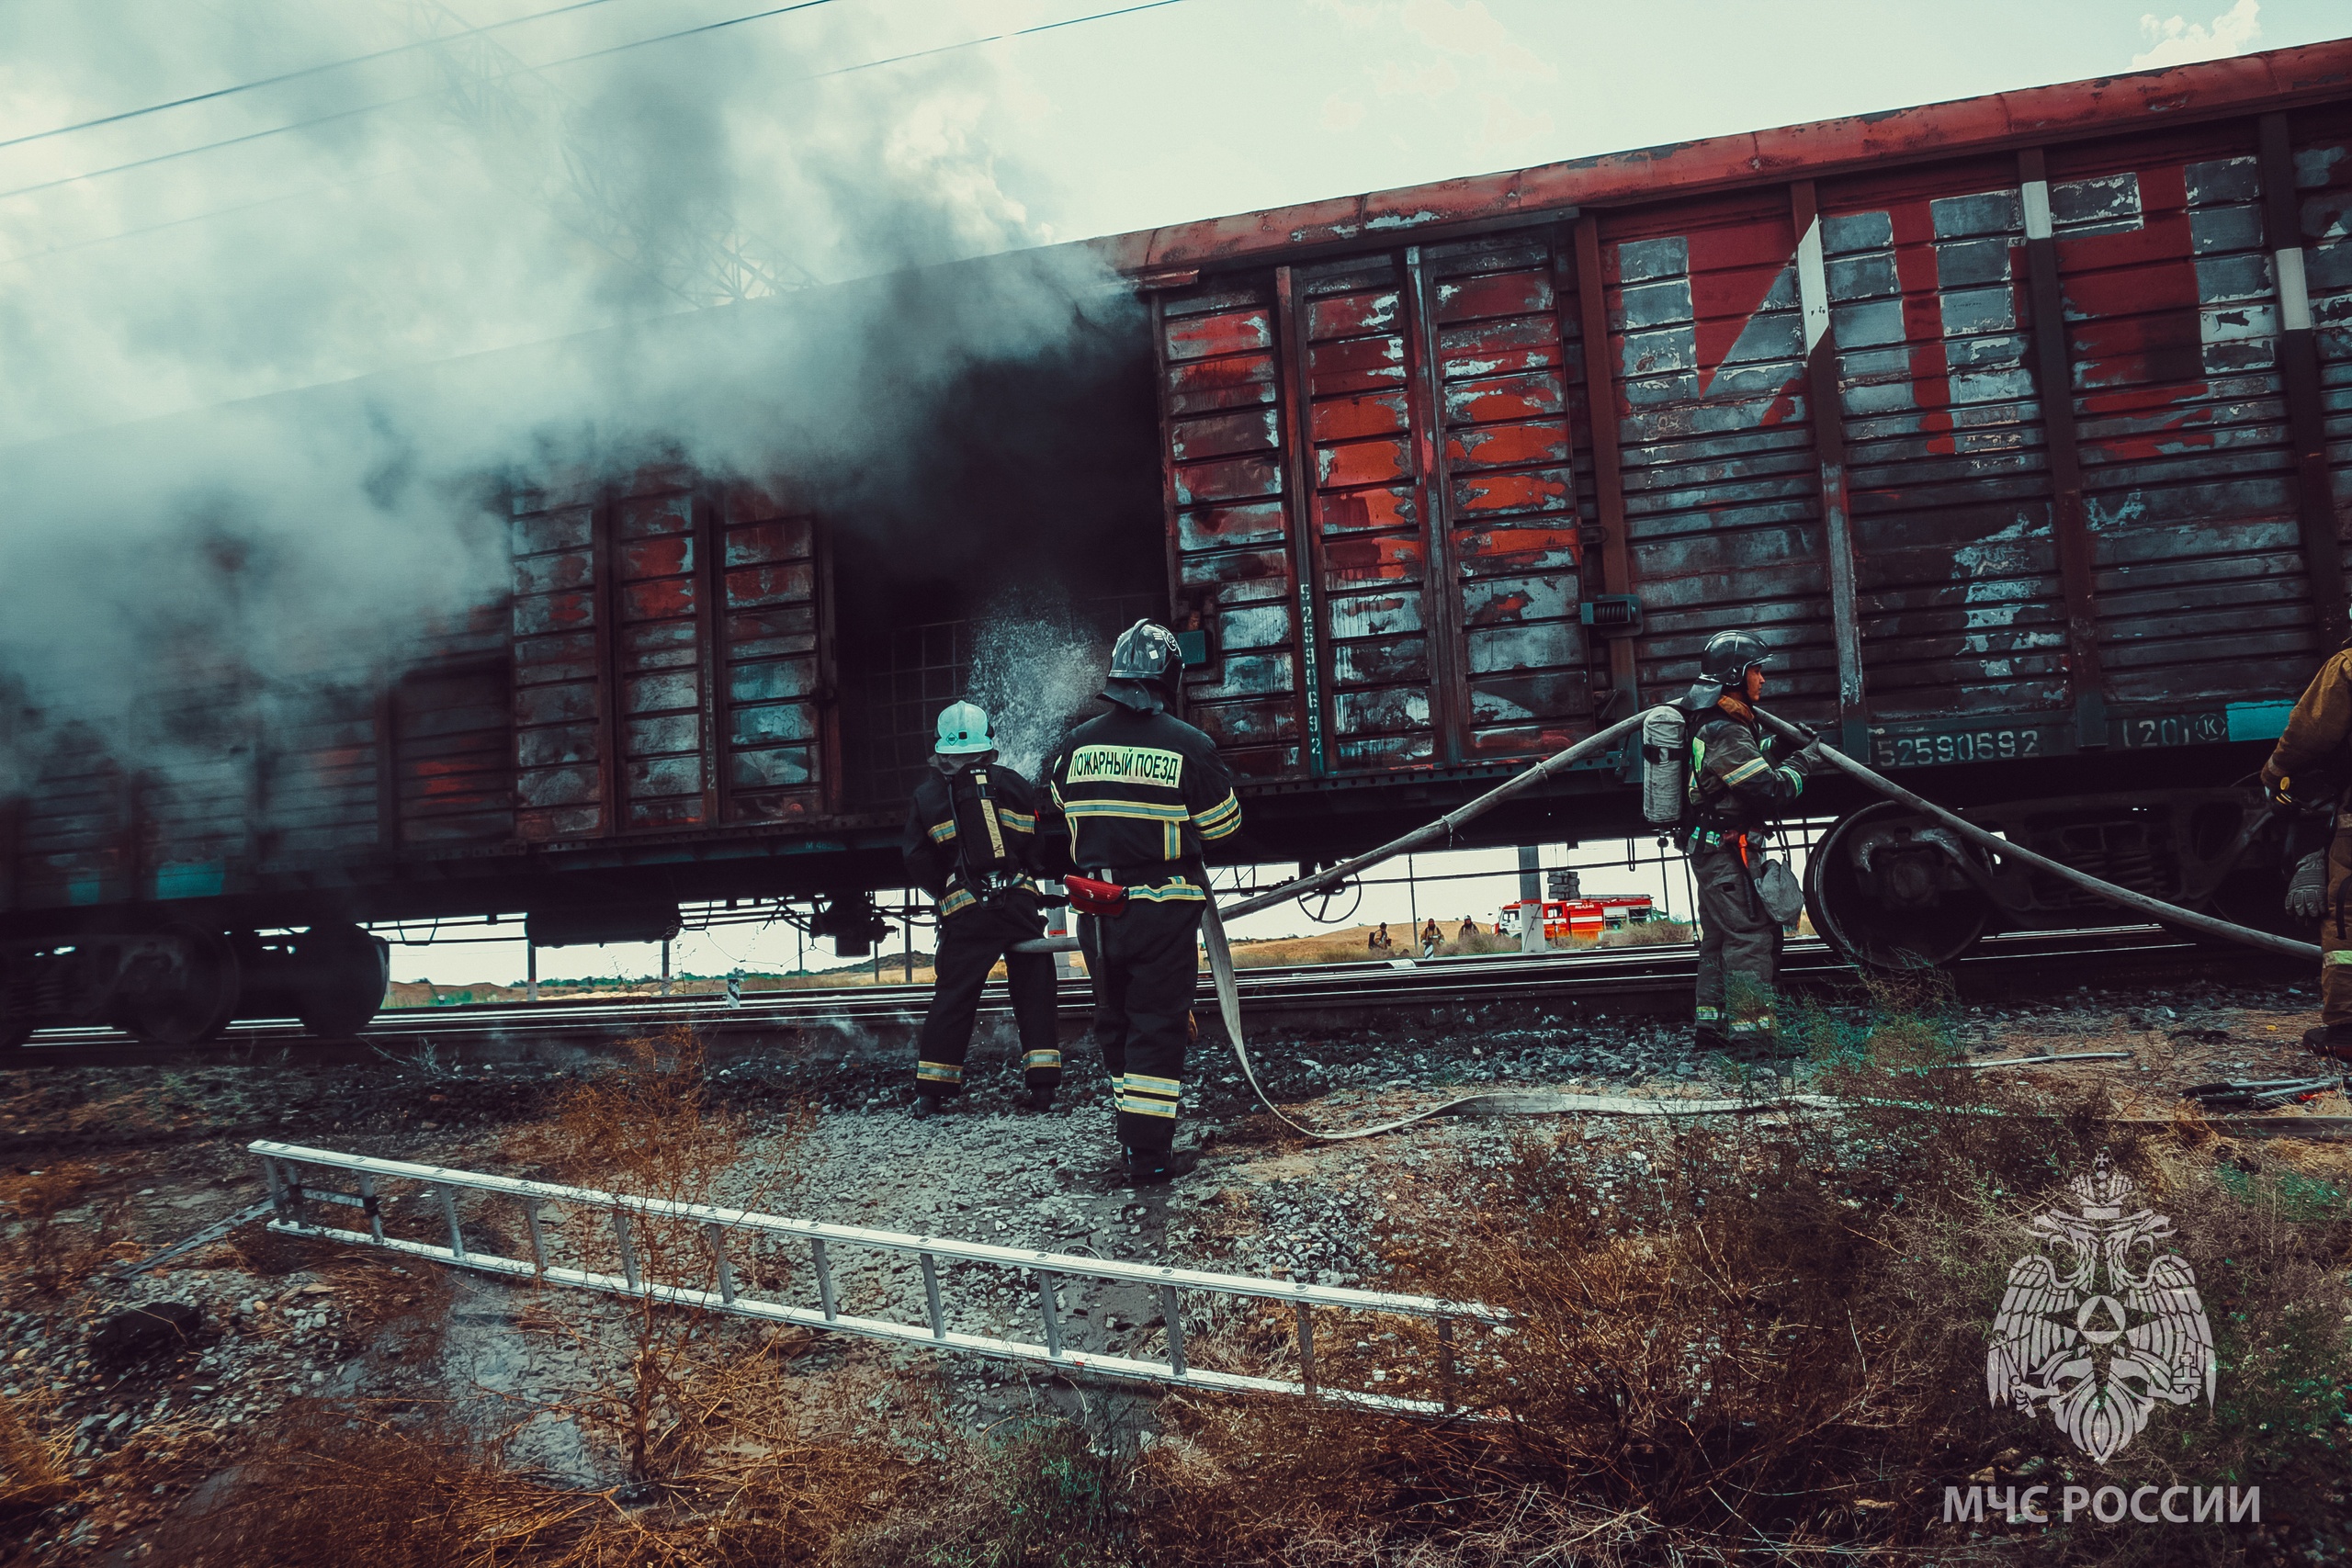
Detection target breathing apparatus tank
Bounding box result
[1639,704,1690,829]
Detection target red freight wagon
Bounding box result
[6,41,2352,1043]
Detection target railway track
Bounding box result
[6,922,2278,1070]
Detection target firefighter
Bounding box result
[1041,621,1241,1183]
[1683,630,1815,1053]
[2260,626,2352,1060]
[902,701,1061,1116]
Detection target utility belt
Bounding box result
[1065,861,1201,918]
[1687,820,1771,854]
[940,868,1036,919]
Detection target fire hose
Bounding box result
[1746,707,2319,966]
[1011,706,2317,1141]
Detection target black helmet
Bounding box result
[1698,629,1771,687]
[1109,620,1180,682]
[1102,620,1181,711]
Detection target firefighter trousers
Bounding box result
[2324,816,2352,1026]
[1079,894,1203,1158]
[914,896,1062,1099]
[1692,840,1784,1044]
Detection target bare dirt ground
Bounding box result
[3,967,2345,1564]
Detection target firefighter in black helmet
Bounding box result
[1684,630,1815,1052]
[902,701,1062,1117]
[1040,621,1241,1184]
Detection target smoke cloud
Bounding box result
[0,0,1128,783]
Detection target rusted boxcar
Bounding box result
[6,40,2352,1043]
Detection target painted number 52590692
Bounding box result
[1872,728,2043,767]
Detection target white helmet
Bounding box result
[933,700,995,756]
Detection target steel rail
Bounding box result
[250,1140,1498,1415]
[8,923,2211,1059]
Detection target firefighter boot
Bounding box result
[1017,1086,1056,1113]
[910,1091,947,1120]
[1126,1145,1199,1186]
[2301,1024,2352,1063]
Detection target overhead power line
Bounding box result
[0,0,623,153]
[0,0,1192,205]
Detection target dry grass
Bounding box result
[1127,996,2352,1565]
[1593,918,1693,948]
[0,1388,79,1522]
[0,1160,130,1297]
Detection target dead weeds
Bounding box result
[1129,995,2352,1566]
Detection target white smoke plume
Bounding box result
[0,1,1126,782]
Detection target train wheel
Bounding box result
[289,924,390,1038]
[112,925,243,1046]
[1804,801,1996,971]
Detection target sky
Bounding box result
[2,0,2337,987]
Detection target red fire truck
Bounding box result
[1498,895,1657,944]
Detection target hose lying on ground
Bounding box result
[1008,705,2317,1140]
[1747,706,2320,965]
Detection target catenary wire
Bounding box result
[0,0,626,152]
[0,0,1193,204]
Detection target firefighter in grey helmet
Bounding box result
[901,701,1062,1116]
[1039,620,1242,1184]
[1683,630,1816,1052]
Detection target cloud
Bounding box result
[1321,94,1369,132]
[1374,58,1463,100]
[1400,0,1556,82]
[1476,92,1553,154]
[2132,0,2261,67]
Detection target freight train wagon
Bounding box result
[6,40,2352,1044]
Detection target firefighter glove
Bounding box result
[2286,849,2327,922]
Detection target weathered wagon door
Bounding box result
[1286,250,1453,769]
[1419,232,1593,759]
[1157,230,1595,778]
[507,476,830,841]
[1289,233,1595,768]
[1158,278,1307,780]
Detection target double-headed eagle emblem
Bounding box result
[1985,1153,2216,1461]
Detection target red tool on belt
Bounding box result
[1063,874,1128,917]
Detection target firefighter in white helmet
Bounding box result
[902,701,1061,1116]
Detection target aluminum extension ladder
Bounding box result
[250,1141,1503,1416]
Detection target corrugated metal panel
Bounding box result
[261,695,379,863]
[1823,162,2070,721]
[1606,195,1838,722]
[1425,232,1593,756]
[509,491,602,842]
[16,734,129,908]
[716,488,823,822]
[2051,132,2313,706]
[2297,119,2352,574]
[611,475,707,830]
[1295,249,1440,768]
[393,666,514,845]
[1160,276,1305,778]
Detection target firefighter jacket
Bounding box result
[1686,695,1808,841]
[2263,648,2352,801]
[901,761,1042,920]
[1040,706,1241,903]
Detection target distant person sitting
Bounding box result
[1368,921,1392,951]
[1420,919,1441,957]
